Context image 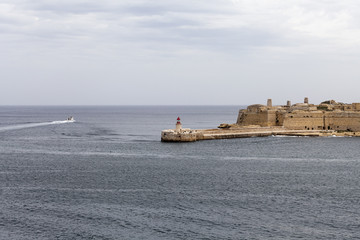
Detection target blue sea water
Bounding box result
[0,106,360,239]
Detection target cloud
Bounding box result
[2,0,360,104]
[2,0,360,55]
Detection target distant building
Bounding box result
[237,98,360,131]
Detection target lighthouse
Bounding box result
[175,117,182,132]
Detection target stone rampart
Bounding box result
[325,112,360,131]
[237,111,268,127]
[283,111,324,130]
[236,99,360,132]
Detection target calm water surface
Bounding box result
[0,106,359,239]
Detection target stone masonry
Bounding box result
[236,98,360,131]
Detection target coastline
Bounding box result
[162,98,360,142]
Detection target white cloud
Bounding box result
[1,0,360,104]
[2,0,360,53]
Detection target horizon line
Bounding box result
[0,104,248,107]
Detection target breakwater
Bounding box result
[161,126,360,142]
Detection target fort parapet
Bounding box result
[161,98,360,142]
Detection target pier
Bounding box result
[161,126,360,142]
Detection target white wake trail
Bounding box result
[0,120,75,132]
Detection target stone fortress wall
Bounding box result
[236,98,360,132]
[161,97,360,142]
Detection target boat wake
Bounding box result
[0,120,75,132]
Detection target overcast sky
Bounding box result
[1,0,360,105]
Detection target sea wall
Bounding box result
[283,111,324,130]
[160,127,353,142]
[161,129,202,142]
[282,111,360,131]
[237,111,269,127]
[325,112,360,131]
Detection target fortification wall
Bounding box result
[276,111,285,126]
[325,112,360,131]
[237,111,268,127]
[236,110,244,124]
[352,103,360,111]
[236,99,360,131]
[267,110,277,126]
[283,111,324,130]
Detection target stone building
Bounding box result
[236,98,360,131]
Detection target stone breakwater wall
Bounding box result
[161,129,200,142]
[161,127,360,142]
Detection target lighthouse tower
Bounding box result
[175,117,182,132]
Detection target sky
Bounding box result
[1,0,360,105]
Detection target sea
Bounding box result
[0,106,359,240]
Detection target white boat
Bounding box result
[67,116,74,121]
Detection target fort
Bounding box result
[161,98,360,142]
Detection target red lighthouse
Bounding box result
[176,117,182,132]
